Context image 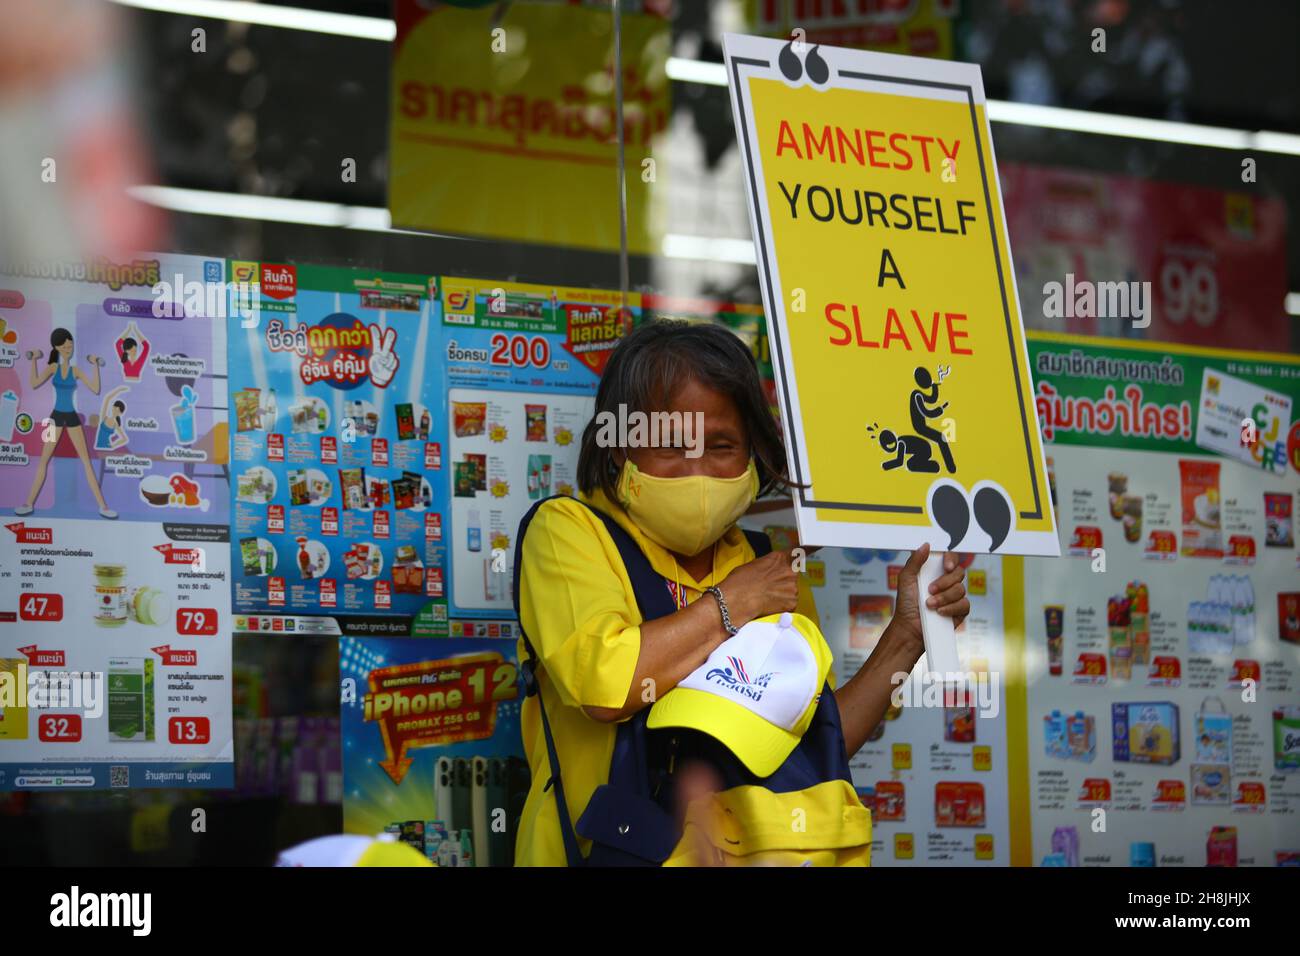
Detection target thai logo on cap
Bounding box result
[705,656,777,701]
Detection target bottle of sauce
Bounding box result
[297,538,313,579]
[1044,605,1064,676]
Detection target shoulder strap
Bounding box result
[512,495,682,866]
[512,496,585,866]
[589,507,678,622]
[512,495,564,632]
[742,527,773,558]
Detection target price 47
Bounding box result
[20,593,63,621]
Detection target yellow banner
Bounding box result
[389,1,669,254]
[724,34,1057,556]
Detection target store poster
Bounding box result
[0,253,234,790]
[439,276,636,624]
[389,0,669,255]
[748,0,957,59]
[1000,162,1291,353]
[340,636,525,867]
[227,263,448,638]
[723,35,1058,556]
[743,516,1013,864]
[1016,333,1300,866]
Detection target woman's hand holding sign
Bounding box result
[833,543,969,756]
[893,543,970,644]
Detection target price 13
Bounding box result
[168,717,211,745]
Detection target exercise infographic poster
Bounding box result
[340,636,525,866]
[0,253,234,790]
[438,276,635,620]
[1019,333,1300,866]
[227,264,448,637]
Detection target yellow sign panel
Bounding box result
[390,1,668,254]
[724,35,1058,556]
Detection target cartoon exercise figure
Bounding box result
[874,427,941,473]
[95,386,130,451]
[116,321,151,382]
[15,329,118,519]
[909,366,956,474]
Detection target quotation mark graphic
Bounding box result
[930,482,1014,552]
[779,41,829,85]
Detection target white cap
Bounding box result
[647,612,832,777]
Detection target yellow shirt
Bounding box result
[513,489,820,866]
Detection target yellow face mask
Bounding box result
[617,459,759,557]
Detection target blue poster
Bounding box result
[227,263,448,637]
[340,636,525,866]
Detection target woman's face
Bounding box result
[626,378,749,479]
[56,337,74,359]
[125,343,137,360]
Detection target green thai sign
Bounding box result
[1027,332,1300,479]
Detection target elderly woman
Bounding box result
[513,320,967,865]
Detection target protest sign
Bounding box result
[724,34,1058,560]
[724,35,1059,671]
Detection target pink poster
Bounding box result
[1000,163,1290,351]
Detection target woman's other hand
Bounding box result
[719,550,798,627]
[893,544,970,647]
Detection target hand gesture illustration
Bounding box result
[368,324,399,387]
